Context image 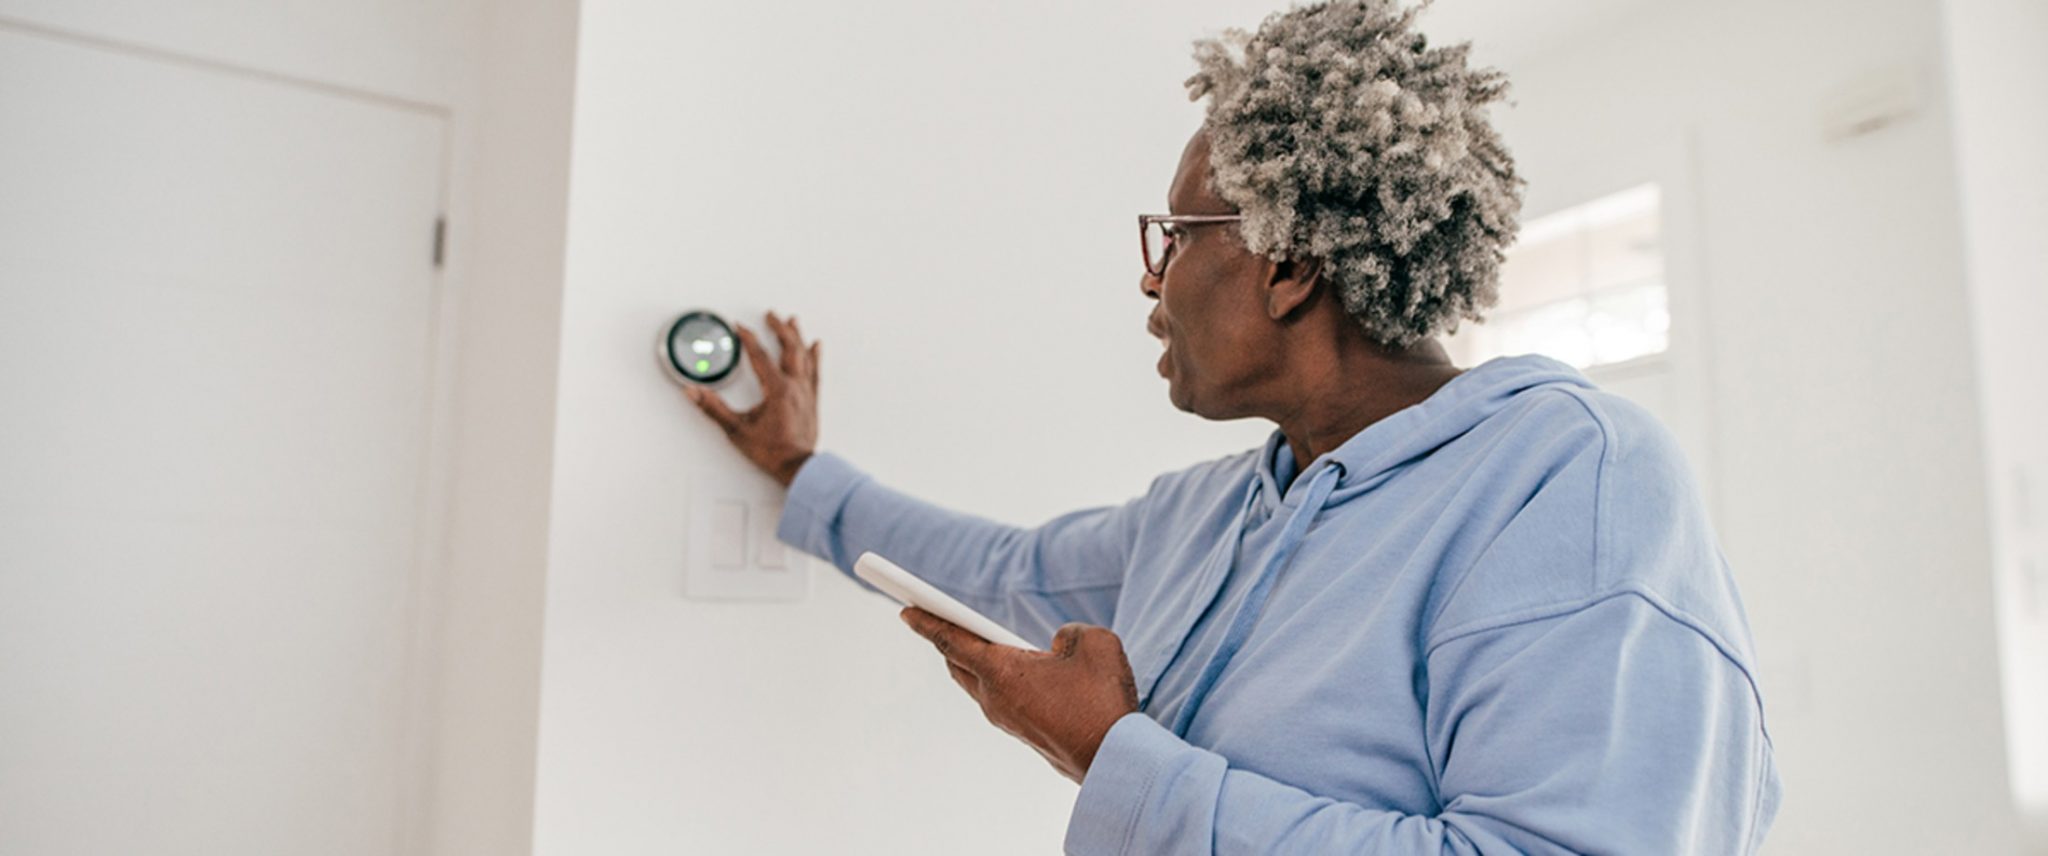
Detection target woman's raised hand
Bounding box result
[682,310,820,487]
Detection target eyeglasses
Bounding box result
[1138,213,1244,278]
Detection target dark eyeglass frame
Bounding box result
[1138,213,1245,278]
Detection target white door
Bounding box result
[0,24,444,856]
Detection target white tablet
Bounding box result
[854,551,1039,650]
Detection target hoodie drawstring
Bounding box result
[1168,461,1344,738]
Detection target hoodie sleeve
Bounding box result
[774,452,1144,643]
[1064,592,1779,855]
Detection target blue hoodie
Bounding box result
[776,354,1781,855]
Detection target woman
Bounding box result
[686,1,1779,852]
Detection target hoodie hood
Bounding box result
[1252,353,1596,516]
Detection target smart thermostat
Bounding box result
[659,310,739,386]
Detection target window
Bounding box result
[1446,183,1668,370]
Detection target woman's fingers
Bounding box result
[946,662,980,697]
[787,316,815,380]
[766,312,807,378]
[684,385,743,436]
[735,325,783,394]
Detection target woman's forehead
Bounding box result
[1169,131,1230,214]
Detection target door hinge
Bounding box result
[432,217,447,268]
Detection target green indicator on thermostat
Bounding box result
[660,310,741,386]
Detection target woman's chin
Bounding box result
[1159,354,1205,414]
[1164,376,1196,413]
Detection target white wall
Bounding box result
[0,3,578,853]
[1941,0,2048,843]
[421,2,578,855]
[11,0,2033,852]
[1,24,447,856]
[536,0,2039,853]
[1490,0,2023,851]
[0,0,468,108]
[533,1,1283,852]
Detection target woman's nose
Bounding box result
[1139,271,1162,300]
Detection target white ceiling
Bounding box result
[1413,0,1661,67]
[1191,0,1663,70]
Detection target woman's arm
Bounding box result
[683,311,1140,640]
[777,452,1142,642]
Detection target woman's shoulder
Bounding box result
[1488,380,1696,482]
[1424,380,1740,644]
[1141,443,1267,505]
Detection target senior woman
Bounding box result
[685,1,1780,853]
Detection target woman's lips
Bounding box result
[1148,312,1170,378]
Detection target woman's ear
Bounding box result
[1266,257,1324,321]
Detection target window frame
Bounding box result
[1453,133,1717,517]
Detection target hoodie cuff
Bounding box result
[774,451,866,565]
[1065,713,1182,855]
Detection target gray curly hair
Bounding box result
[1187,0,1523,348]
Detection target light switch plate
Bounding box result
[755,500,788,569]
[684,484,809,601]
[710,499,748,568]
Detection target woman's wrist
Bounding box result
[773,451,814,488]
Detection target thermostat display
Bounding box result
[660,310,738,385]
